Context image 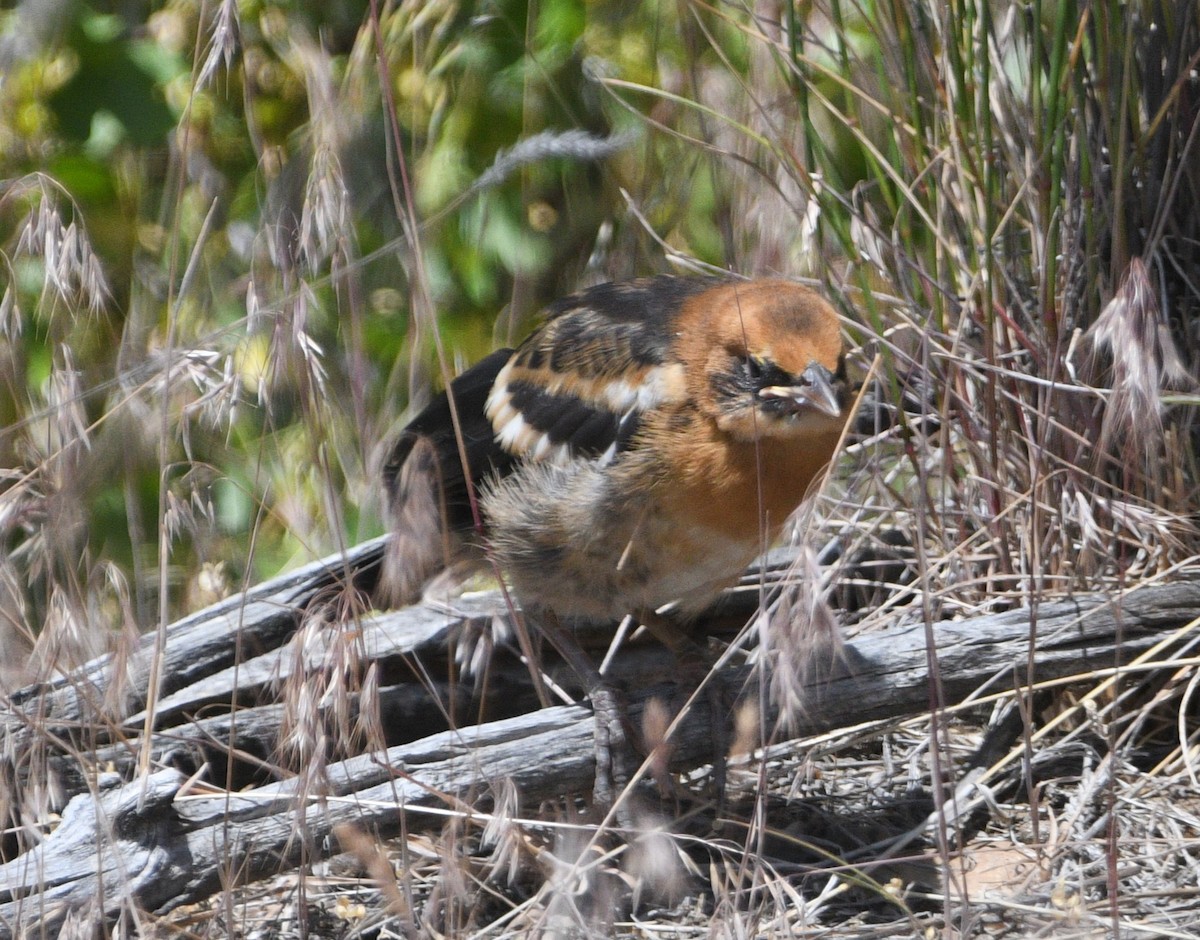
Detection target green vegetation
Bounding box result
[0,0,1198,928]
[5,1,1194,643]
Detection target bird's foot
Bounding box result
[589,681,639,819]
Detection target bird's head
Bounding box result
[681,280,849,443]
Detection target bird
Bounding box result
[380,274,851,629]
[380,275,851,808]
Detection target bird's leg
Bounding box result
[536,609,638,819]
[634,608,731,804]
[632,607,711,667]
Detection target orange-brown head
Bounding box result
[673,279,849,444]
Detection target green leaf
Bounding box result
[48,9,178,147]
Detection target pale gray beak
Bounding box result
[759,363,844,418]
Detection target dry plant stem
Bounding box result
[4,555,1200,934]
[141,197,222,787]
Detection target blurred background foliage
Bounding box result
[0,0,1197,680]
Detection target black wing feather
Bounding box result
[529,276,723,376]
[492,275,726,462]
[385,276,729,532]
[383,348,515,534]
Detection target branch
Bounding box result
[2,535,1199,936]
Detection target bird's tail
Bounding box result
[378,432,458,608]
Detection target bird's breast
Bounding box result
[657,425,843,545]
[480,455,765,622]
[477,428,839,623]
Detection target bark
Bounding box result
[2,536,1198,936]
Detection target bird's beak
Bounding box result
[759,363,844,419]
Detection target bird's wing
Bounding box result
[383,348,516,537]
[382,275,724,554]
[380,350,519,603]
[485,276,723,464]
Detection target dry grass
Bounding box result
[2,0,1200,936]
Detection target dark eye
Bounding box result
[729,357,796,393]
[733,356,767,391]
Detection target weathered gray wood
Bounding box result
[0,539,386,753]
[0,769,182,932]
[2,533,1200,936]
[0,544,779,806]
[0,709,601,936]
[39,579,1200,799]
[121,590,487,728]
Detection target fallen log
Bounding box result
[2,537,1199,936]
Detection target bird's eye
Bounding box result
[716,354,793,405]
[734,355,769,391]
